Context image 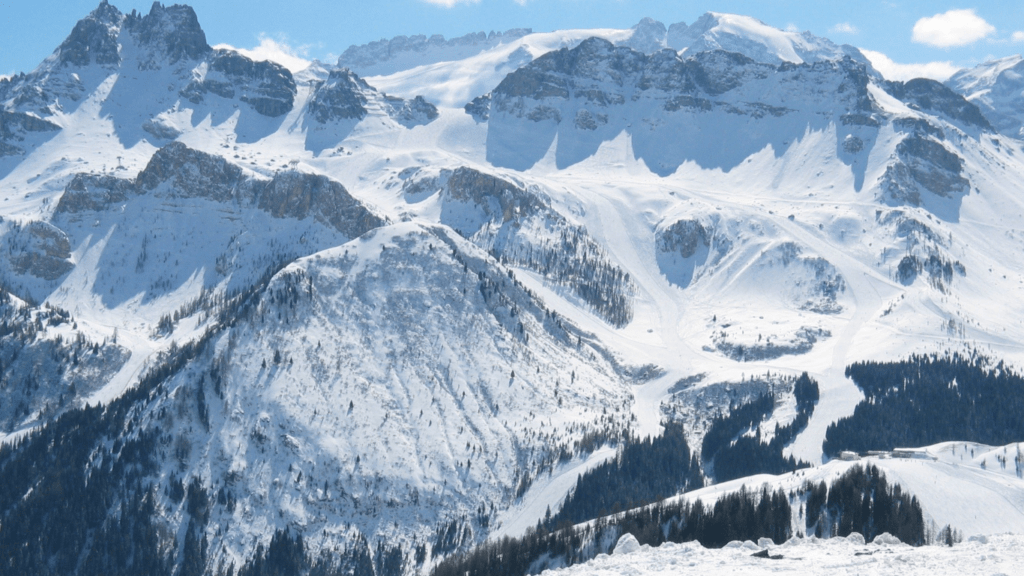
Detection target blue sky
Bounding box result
[1,0,1022,80]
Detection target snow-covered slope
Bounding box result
[2,2,1024,575]
[544,532,1024,576]
[670,12,869,66]
[947,55,1024,138]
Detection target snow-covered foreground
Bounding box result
[545,532,1024,576]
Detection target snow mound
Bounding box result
[612,533,640,555]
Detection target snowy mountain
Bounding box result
[2,3,1024,576]
[668,12,870,66]
[947,55,1024,139]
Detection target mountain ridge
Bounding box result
[1,3,1024,575]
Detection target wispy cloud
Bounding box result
[213,34,313,73]
[420,0,481,7]
[1012,31,1024,43]
[830,23,858,34]
[861,49,960,82]
[785,23,800,33]
[912,9,994,48]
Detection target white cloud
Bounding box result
[830,23,858,34]
[912,9,995,48]
[1012,31,1024,43]
[861,49,960,82]
[785,23,800,33]
[213,34,312,73]
[419,0,480,7]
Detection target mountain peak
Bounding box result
[620,17,669,53]
[671,11,858,66]
[126,2,210,63]
[947,55,1024,137]
[56,1,124,66]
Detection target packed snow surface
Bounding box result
[541,533,1024,576]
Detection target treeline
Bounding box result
[0,260,284,576]
[702,373,818,482]
[823,353,1024,456]
[803,464,925,545]
[499,224,635,328]
[434,463,925,576]
[433,485,793,576]
[549,421,703,527]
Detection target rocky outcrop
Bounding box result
[125,2,210,63]
[306,69,437,127]
[9,221,75,281]
[881,136,969,206]
[307,70,372,122]
[180,50,296,117]
[884,79,992,131]
[0,110,61,156]
[57,142,385,239]
[54,173,136,213]
[136,141,247,202]
[491,37,874,118]
[481,36,885,173]
[385,94,438,127]
[464,94,491,122]
[257,171,385,239]
[658,219,713,260]
[57,0,123,67]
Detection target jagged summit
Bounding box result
[51,1,210,68]
[3,4,1024,575]
[127,2,210,63]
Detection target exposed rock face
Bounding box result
[136,141,246,202]
[884,79,992,131]
[10,222,75,281]
[2,1,294,120]
[180,50,296,117]
[443,167,547,225]
[491,37,873,116]
[126,2,210,63]
[58,142,385,239]
[385,94,439,127]
[307,69,372,122]
[0,110,61,156]
[482,37,884,173]
[57,0,123,67]
[257,171,386,238]
[656,218,729,289]
[881,136,969,205]
[658,219,713,260]
[306,69,438,127]
[55,174,136,213]
[464,94,491,122]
